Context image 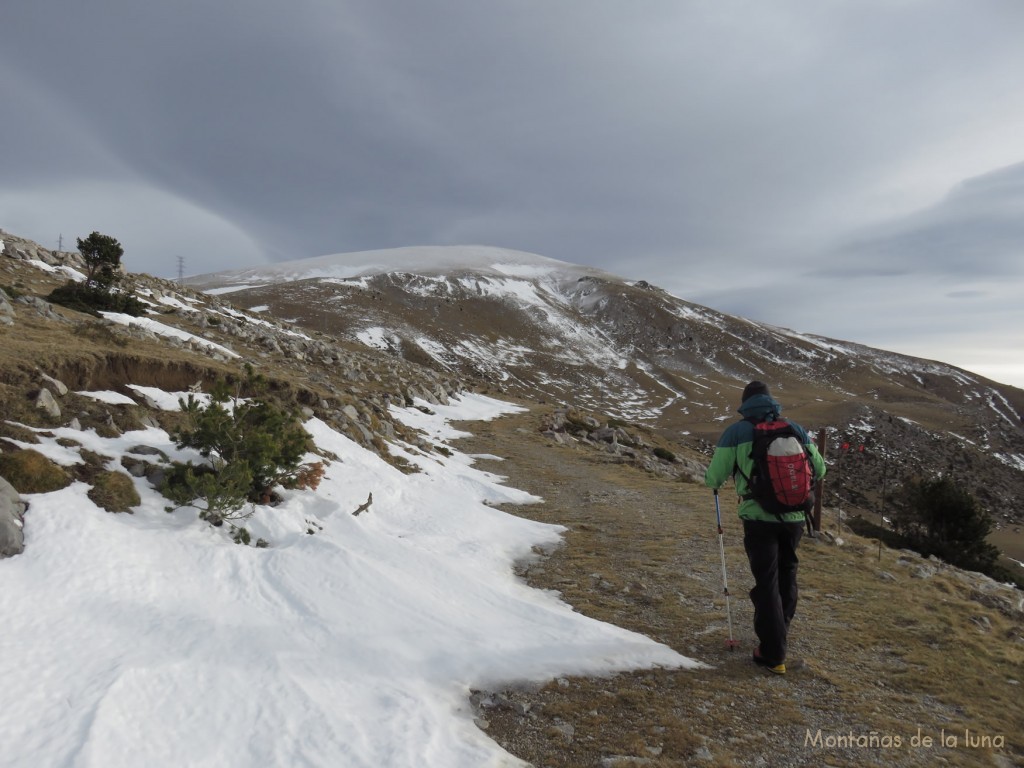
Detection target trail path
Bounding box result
[457,404,1022,768]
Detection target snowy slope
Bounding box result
[0,391,696,768]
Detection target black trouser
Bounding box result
[742,519,804,665]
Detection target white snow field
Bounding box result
[0,392,697,768]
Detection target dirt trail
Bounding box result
[455,404,1023,768]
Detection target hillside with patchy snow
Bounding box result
[2,229,1023,766]
[186,245,1024,541]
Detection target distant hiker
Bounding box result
[704,381,826,674]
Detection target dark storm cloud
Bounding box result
[2,0,1024,383]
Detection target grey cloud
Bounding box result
[3,0,1024,384]
[812,161,1024,280]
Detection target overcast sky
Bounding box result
[2,0,1023,388]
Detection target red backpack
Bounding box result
[740,419,814,517]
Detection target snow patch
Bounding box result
[76,390,138,406]
[99,312,240,358]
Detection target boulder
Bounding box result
[0,293,14,325]
[35,388,61,419]
[16,295,61,321]
[40,372,69,396]
[0,476,26,558]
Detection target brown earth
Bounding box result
[456,403,1024,768]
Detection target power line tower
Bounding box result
[176,255,185,284]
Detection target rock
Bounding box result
[16,295,61,321]
[125,444,168,460]
[0,293,14,325]
[39,372,69,396]
[970,586,1024,620]
[137,413,161,429]
[549,720,575,742]
[35,388,61,419]
[132,389,168,410]
[600,757,653,767]
[0,476,27,558]
[145,466,167,489]
[911,564,937,580]
[122,458,149,478]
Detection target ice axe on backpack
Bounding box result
[713,490,741,650]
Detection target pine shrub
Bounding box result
[893,475,1000,575]
[162,367,319,525]
[48,282,146,317]
[653,446,676,463]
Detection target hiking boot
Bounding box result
[752,646,786,675]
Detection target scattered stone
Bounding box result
[970,615,991,632]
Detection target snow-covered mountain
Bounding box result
[188,244,622,287]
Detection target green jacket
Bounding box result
[704,393,827,523]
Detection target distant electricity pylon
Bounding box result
[176,255,185,284]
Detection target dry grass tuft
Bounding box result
[87,470,141,513]
[0,448,72,494]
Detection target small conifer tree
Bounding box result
[77,231,124,290]
[893,475,1000,574]
[163,367,318,526]
[48,230,145,316]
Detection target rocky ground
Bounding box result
[457,404,1024,768]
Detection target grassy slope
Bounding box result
[459,405,1024,768]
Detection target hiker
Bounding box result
[704,381,826,674]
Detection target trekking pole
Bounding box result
[713,490,740,650]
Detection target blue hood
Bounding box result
[738,392,782,422]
